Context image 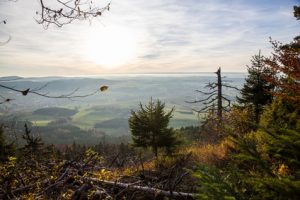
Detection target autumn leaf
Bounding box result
[100,85,108,92]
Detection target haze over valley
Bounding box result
[0,73,244,144]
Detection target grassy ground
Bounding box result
[31,120,51,126]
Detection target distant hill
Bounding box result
[33,107,78,117]
[94,118,129,129]
[0,76,23,80]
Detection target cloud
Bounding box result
[0,0,299,76]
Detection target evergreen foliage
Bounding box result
[237,51,274,124]
[259,99,300,170]
[195,98,300,200]
[195,10,300,198]
[22,123,44,156]
[129,99,180,157]
[195,164,242,200]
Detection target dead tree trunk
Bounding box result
[186,67,240,136]
[216,67,222,119]
[82,177,196,199]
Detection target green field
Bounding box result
[20,103,199,136]
[31,120,51,126]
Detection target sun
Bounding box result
[84,26,138,69]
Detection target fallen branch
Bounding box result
[83,177,196,199]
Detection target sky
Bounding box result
[0,0,299,76]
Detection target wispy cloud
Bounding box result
[0,0,299,76]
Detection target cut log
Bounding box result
[83,177,196,199]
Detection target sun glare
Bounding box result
[85,26,138,69]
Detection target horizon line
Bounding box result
[0,71,247,78]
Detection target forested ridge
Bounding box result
[0,5,299,200]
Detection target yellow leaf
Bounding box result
[100,85,108,92]
[278,164,289,176]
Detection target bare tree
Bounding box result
[186,67,239,120]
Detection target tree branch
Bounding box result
[222,84,240,91]
[36,0,111,29]
[192,104,215,113]
[0,83,107,100]
[195,90,217,95]
[185,93,217,104]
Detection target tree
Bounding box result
[263,37,300,105]
[21,123,44,158]
[187,67,239,119]
[129,99,180,158]
[263,5,300,104]
[237,51,274,124]
[294,5,300,20]
[186,67,239,139]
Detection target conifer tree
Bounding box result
[129,99,180,157]
[22,124,44,157]
[237,51,274,124]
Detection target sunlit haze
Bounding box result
[0,0,299,76]
[84,26,139,69]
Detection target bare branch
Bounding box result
[203,97,218,105]
[222,96,231,107]
[36,0,111,29]
[195,89,217,95]
[185,93,217,104]
[31,82,51,92]
[222,84,240,91]
[0,35,11,46]
[0,83,108,100]
[0,98,14,104]
[192,104,215,113]
[222,96,231,102]
[205,82,218,89]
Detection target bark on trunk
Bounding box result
[216,67,222,120]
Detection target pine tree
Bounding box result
[237,51,274,124]
[22,123,44,157]
[129,99,180,157]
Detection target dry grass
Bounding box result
[180,138,232,166]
